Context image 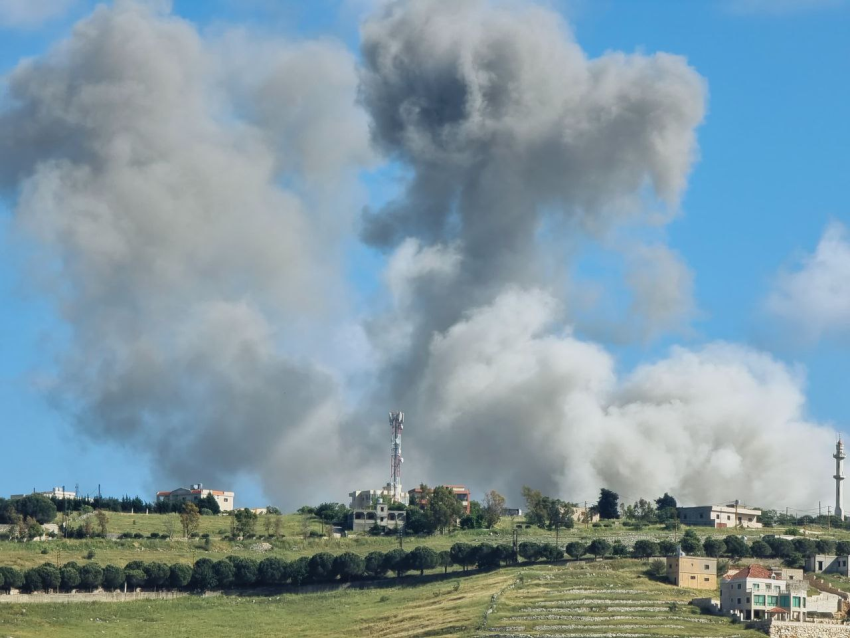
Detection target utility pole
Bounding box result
[828,506,832,532]
[584,501,589,531]
[734,499,740,529]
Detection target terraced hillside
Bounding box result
[480,560,763,638]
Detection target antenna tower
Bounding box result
[389,411,404,504]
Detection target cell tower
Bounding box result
[389,411,404,504]
[835,437,845,520]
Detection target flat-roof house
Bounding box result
[156,483,234,511]
[666,556,717,590]
[677,504,762,528]
[348,501,405,533]
[805,554,850,577]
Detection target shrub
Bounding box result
[646,559,667,579]
[149,532,160,539]
[200,509,213,516]
[133,533,143,539]
[85,550,96,560]
[40,548,49,555]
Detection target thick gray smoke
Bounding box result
[0,1,371,504]
[1,0,837,509]
[358,0,834,507]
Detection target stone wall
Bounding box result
[0,590,185,604]
[759,620,850,638]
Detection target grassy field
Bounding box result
[2,512,848,571]
[482,559,764,637]
[0,560,765,638]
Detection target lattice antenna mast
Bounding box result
[389,411,404,504]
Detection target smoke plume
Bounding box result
[0,0,838,509]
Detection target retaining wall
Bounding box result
[764,620,850,637]
[0,590,185,604]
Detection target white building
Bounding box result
[349,483,408,510]
[10,487,77,500]
[156,484,234,511]
[677,504,762,528]
[721,565,807,622]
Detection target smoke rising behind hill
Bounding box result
[0,0,836,509]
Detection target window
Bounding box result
[704,577,710,582]
[705,564,711,570]
[753,584,759,589]
[691,575,696,580]
[737,583,742,590]
[767,596,778,606]
[792,597,801,608]
[754,595,765,606]
[700,513,704,519]
[737,598,742,604]
[224,498,229,502]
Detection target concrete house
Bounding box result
[677,504,762,528]
[720,565,807,621]
[348,501,405,533]
[805,554,850,577]
[666,556,717,590]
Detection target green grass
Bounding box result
[0,560,768,637]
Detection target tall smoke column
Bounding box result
[390,411,404,503]
[835,438,845,519]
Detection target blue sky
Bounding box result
[0,0,848,509]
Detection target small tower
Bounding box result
[389,412,404,504]
[835,438,846,520]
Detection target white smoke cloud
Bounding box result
[0,0,373,505]
[0,0,75,29]
[1,0,839,512]
[765,222,850,344]
[410,287,833,506]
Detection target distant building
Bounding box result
[572,506,600,525]
[408,485,471,515]
[805,554,850,577]
[677,504,762,528]
[349,483,408,509]
[666,555,717,590]
[248,508,269,516]
[348,501,406,533]
[502,508,522,517]
[720,564,808,622]
[156,483,234,511]
[11,487,77,500]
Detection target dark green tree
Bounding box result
[407,546,438,575]
[597,489,620,520]
[680,529,702,555]
[197,494,221,515]
[703,537,726,558]
[518,542,541,562]
[658,540,678,556]
[473,543,500,569]
[792,538,817,557]
[565,541,587,560]
[836,541,850,555]
[314,503,348,534]
[382,548,409,577]
[60,564,81,591]
[588,538,611,559]
[168,564,191,589]
[307,552,336,582]
[233,509,259,537]
[816,539,837,556]
[38,564,61,591]
[212,560,235,588]
[725,536,751,561]
[333,552,365,581]
[611,540,629,557]
[365,551,387,577]
[79,563,103,591]
[228,556,259,586]
[258,557,288,585]
[144,562,170,589]
[191,558,217,591]
[289,557,309,586]
[14,495,57,524]
[103,565,125,590]
[538,544,564,561]
[632,540,659,560]
[750,540,772,558]
[125,569,147,590]
[0,566,23,593]
[450,543,476,571]
[23,568,42,592]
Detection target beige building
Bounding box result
[666,556,717,590]
[572,506,600,525]
[677,504,762,528]
[156,483,234,511]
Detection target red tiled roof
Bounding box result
[728,565,774,580]
[156,491,171,496]
[767,607,789,614]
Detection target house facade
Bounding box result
[720,565,807,621]
[805,554,850,577]
[666,556,717,590]
[349,483,408,509]
[156,483,234,511]
[348,501,406,533]
[677,504,762,528]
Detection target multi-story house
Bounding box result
[721,565,807,621]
